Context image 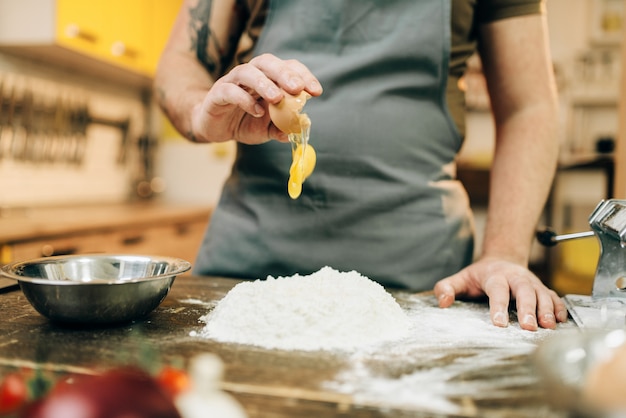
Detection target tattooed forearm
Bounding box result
[155,86,196,142]
[188,0,220,74]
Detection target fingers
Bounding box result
[269,124,289,142]
[435,259,569,331]
[515,287,568,331]
[433,280,456,308]
[249,54,323,97]
[535,288,568,328]
[493,268,567,331]
[434,269,488,308]
[222,54,322,110]
[511,280,539,331]
[218,64,283,117]
[554,294,569,323]
[481,267,539,331]
[435,270,511,328]
[206,55,322,141]
[482,274,512,328]
[195,54,322,144]
[208,81,265,118]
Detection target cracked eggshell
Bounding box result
[268,90,311,134]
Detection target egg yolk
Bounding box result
[267,90,316,199]
[287,116,315,199]
[288,142,316,199]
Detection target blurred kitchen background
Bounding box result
[0,0,623,294]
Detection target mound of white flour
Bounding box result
[199,266,411,351]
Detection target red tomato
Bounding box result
[30,367,181,418]
[0,373,28,414]
[156,366,190,398]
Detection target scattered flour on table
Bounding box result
[195,266,577,416]
[198,266,411,351]
[180,298,208,305]
[323,293,577,415]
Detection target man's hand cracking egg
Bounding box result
[269,91,316,199]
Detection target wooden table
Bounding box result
[0,275,571,418]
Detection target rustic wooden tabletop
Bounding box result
[0,275,571,418]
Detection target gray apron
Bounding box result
[194,0,475,290]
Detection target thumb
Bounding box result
[433,272,469,308]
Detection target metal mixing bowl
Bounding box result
[533,328,626,417]
[0,254,191,324]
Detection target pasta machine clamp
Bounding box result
[538,199,626,327]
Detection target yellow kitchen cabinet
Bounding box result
[145,0,184,75]
[54,1,104,60]
[0,0,181,83]
[56,0,149,74]
[98,0,149,72]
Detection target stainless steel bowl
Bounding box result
[533,328,626,417]
[0,254,191,324]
